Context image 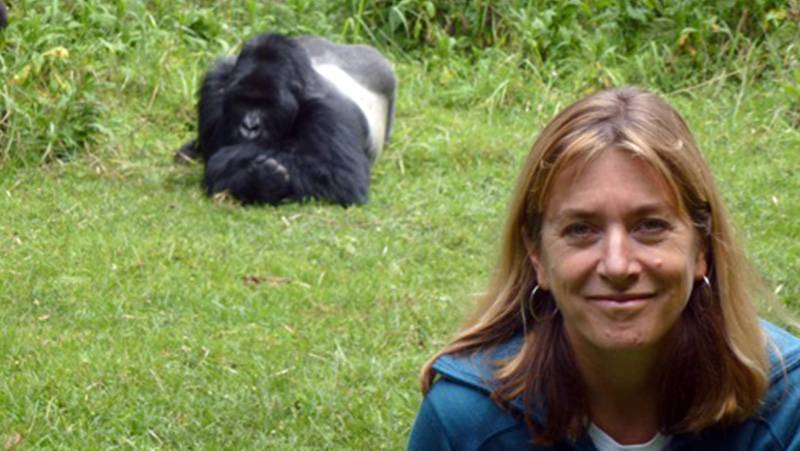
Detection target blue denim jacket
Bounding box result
[408,321,800,450]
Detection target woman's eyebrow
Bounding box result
[552,202,673,221]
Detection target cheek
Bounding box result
[644,246,698,303]
[544,248,595,295]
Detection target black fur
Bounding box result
[176,33,396,206]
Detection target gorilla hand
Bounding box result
[205,145,292,204]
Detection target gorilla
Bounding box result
[176,33,397,206]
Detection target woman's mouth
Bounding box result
[587,293,656,303]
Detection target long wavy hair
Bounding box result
[420,86,769,445]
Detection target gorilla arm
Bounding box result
[203,98,371,206]
[204,145,292,205]
[174,57,237,163]
[277,97,371,205]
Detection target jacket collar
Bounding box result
[432,320,800,417]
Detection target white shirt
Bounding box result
[588,423,671,451]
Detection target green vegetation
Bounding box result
[1,0,799,448]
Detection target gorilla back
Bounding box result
[177,33,397,206]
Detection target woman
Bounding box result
[408,87,800,450]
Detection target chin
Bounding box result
[585,323,666,352]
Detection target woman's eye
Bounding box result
[638,218,670,234]
[563,223,594,239]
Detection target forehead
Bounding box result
[542,148,682,220]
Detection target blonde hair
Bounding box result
[420,86,769,445]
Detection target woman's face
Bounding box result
[529,148,707,355]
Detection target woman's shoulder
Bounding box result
[763,320,800,382]
[431,336,523,389]
[408,378,532,450]
[686,322,800,450]
[750,321,800,450]
[407,336,544,450]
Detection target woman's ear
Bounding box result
[520,228,550,290]
[694,244,709,281]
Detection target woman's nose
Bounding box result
[597,227,641,285]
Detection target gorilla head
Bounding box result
[222,35,312,146]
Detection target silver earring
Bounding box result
[529,284,559,322]
[529,285,540,304]
[702,275,711,290]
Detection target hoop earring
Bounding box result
[699,275,713,297]
[691,275,713,312]
[529,284,559,322]
[528,285,539,304]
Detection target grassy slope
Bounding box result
[1,2,799,450]
[1,62,529,448]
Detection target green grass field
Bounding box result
[1,1,799,449]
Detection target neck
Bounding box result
[570,337,663,444]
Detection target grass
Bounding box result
[1,0,799,449]
[0,95,521,448]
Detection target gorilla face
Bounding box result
[223,71,301,145]
[221,37,307,147]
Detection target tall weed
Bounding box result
[342,0,800,92]
[1,0,798,166]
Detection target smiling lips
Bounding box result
[587,294,656,303]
